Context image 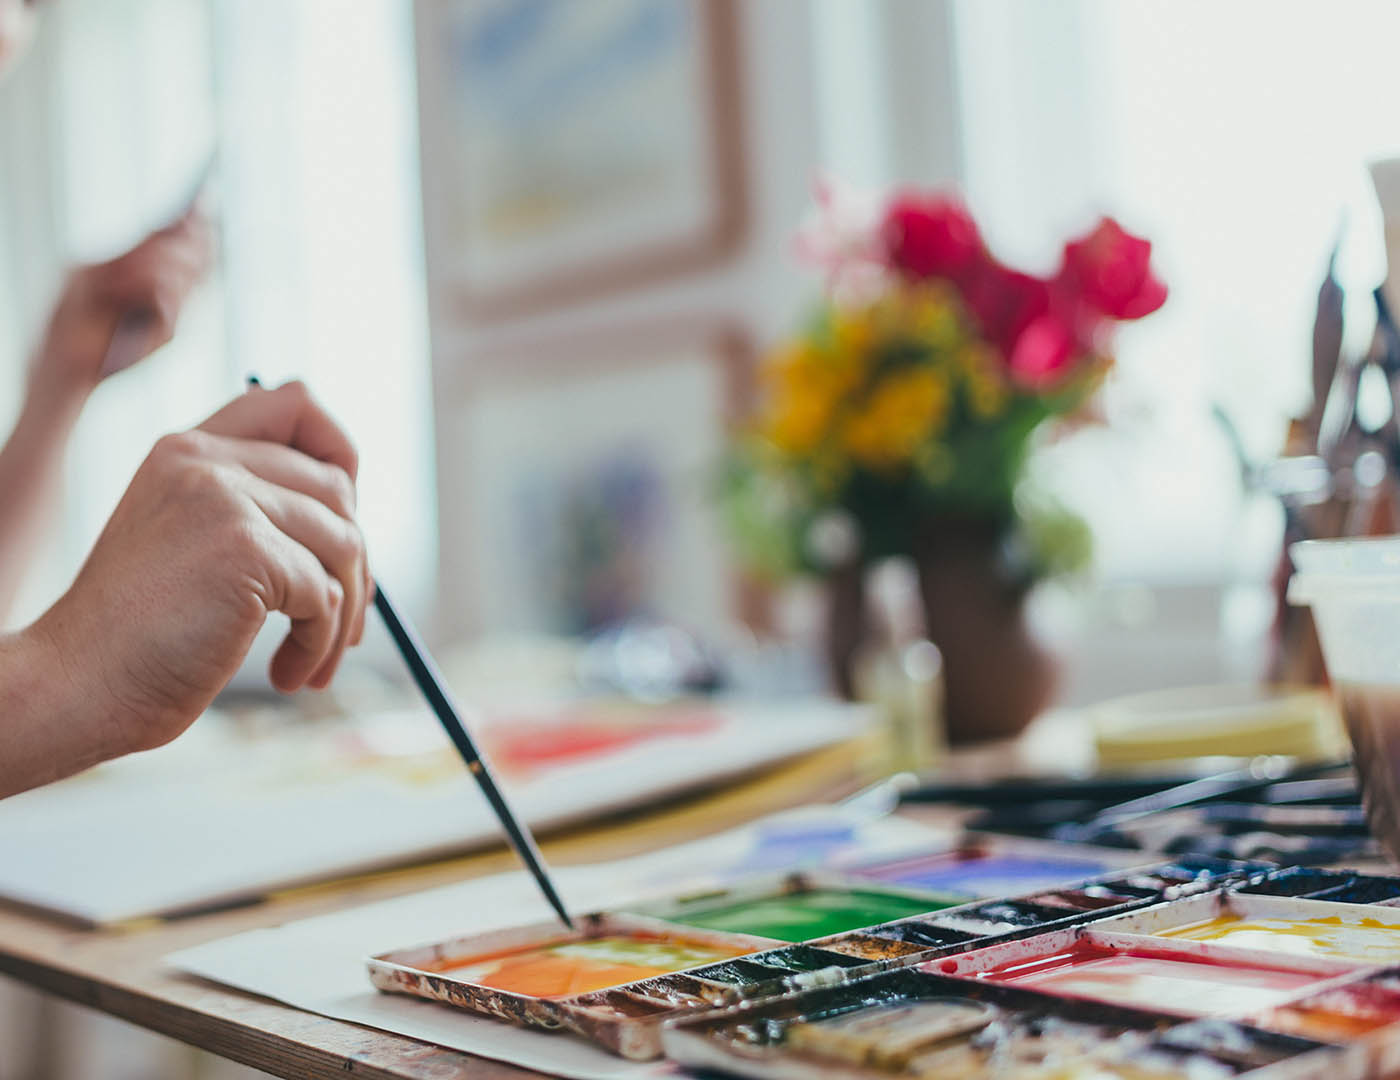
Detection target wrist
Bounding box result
[31,602,140,762]
[24,356,94,428]
[0,616,133,798]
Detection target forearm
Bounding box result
[0,380,87,624]
[0,623,127,799]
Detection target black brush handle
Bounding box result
[373,584,574,930]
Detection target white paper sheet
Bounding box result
[168,813,950,1080]
[0,699,865,925]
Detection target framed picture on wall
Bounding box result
[414,0,747,320]
[433,322,763,643]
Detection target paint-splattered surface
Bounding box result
[1160,913,1400,964]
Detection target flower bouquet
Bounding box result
[723,186,1167,738]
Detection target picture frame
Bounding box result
[414,0,747,320]
[432,321,765,642]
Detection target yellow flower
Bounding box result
[841,367,951,470]
[761,322,870,457]
[829,309,877,361]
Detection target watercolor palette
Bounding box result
[367,857,1258,1059]
[907,892,1400,1074]
[661,966,1353,1079]
[368,911,879,1059]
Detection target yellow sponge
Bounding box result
[1092,684,1346,767]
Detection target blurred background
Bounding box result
[3,0,1400,1076]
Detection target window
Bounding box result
[0,0,435,642]
[951,0,1400,583]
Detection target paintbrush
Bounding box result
[1071,755,1346,830]
[243,375,574,928]
[372,583,575,929]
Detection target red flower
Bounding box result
[1007,314,1079,387]
[1059,217,1167,320]
[883,193,981,280]
[961,264,1051,355]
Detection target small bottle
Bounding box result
[853,561,946,776]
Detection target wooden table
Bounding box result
[0,742,907,1079]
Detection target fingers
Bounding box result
[245,476,366,690]
[252,524,348,693]
[217,437,357,518]
[188,385,368,690]
[83,221,213,364]
[94,217,213,310]
[197,381,359,481]
[212,435,367,687]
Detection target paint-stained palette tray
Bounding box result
[367,857,1259,1059]
[921,892,1400,1075]
[661,966,1356,1079]
[930,922,1358,1016]
[370,912,777,1058]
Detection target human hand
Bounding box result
[32,381,371,755]
[29,211,213,405]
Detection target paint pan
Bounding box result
[842,844,1119,898]
[626,872,960,943]
[1249,970,1400,1075]
[660,966,1354,1079]
[1092,892,1400,967]
[928,924,1357,1019]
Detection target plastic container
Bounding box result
[1288,536,1400,861]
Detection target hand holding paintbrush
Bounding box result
[243,376,574,928]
